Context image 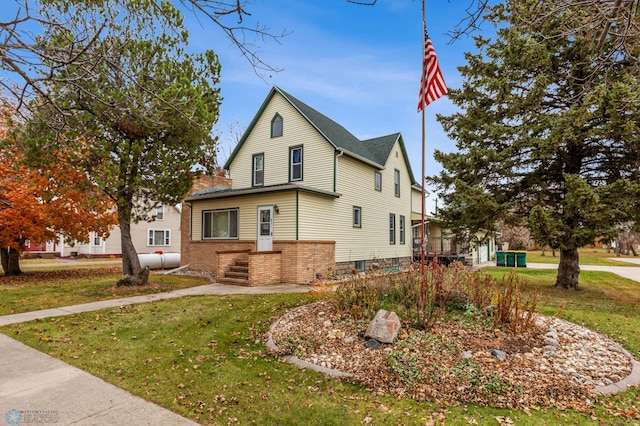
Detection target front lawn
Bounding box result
[1,267,638,425]
[0,268,211,315]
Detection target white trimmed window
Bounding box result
[400,215,406,245]
[203,209,239,239]
[148,229,170,246]
[390,213,396,244]
[90,232,103,247]
[394,169,400,197]
[253,153,264,187]
[375,171,382,191]
[155,205,164,220]
[353,206,362,228]
[290,146,303,181]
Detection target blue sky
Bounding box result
[185,0,492,213]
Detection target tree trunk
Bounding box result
[540,246,546,256]
[0,246,22,276]
[117,213,147,286]
[555,248,580,290]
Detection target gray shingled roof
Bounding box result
[224,86,416,185]
[277,88,402,168]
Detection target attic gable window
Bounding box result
[271,114,283,138]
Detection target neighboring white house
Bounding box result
[24,204,182,258]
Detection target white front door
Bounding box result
[257,206,274,251]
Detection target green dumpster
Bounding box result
[516,252,527,268]
[506,252,516,267]
[496,251,505,267]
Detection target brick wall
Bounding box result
[217,250,250,279]
[182,239,334,284]
[248,251,282,286]
[184,240,255,278]
[273,241,335,283]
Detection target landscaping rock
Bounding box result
[491,349,507,360]
[364,309,401,344]
[461,351,473,359]
[364,338,382,349]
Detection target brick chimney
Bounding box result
[188,173,232,196]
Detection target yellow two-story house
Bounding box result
[182,86,450,285]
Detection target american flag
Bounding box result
[417,30,448,111]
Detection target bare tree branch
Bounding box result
[0,0,289,115]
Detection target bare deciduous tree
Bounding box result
[0,0,288,116]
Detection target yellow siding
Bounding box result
[411,187,425,216]
[190,193,297,242]
[228,93,336,192]
[296,140,414,263]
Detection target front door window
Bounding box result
[257,206,273,251]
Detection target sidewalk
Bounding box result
[526,258,640,283]
[0,282,311,425]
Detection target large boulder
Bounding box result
[364,310,401,344]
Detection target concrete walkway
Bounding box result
[526,258,640,283]
[0,282,311,425]
[0,282,310,327]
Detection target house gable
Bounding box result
[223,86,417,193]
[225,89,337,193]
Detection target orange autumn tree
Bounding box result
[0,105,116,276]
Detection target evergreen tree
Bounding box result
[432,0,640,289]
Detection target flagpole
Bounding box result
[417,0,447,321]
[420,0,426,278]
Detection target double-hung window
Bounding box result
[155,205,164,220]
[91,232,103,247]
[389,213,396,244]
[253,153,264,187]
[353,206,362,228]
[290,146,303,181]
[400,215,405,245]
[375,171,382,191]
[394,169,400,197]
[202,209,239,239]
[148,229,170,246]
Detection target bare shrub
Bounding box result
[493,273,540,334]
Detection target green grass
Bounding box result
[0,268,211,315]
[1,256,639,425]
[2,268,639,425]
[521,248,640,266]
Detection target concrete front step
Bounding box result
[230,265,249,273]
[218,277,250,286]
[225,271,248,279]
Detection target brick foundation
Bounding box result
[335,256,412,275]
[182,239,335,284]
[248,251,282,286]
